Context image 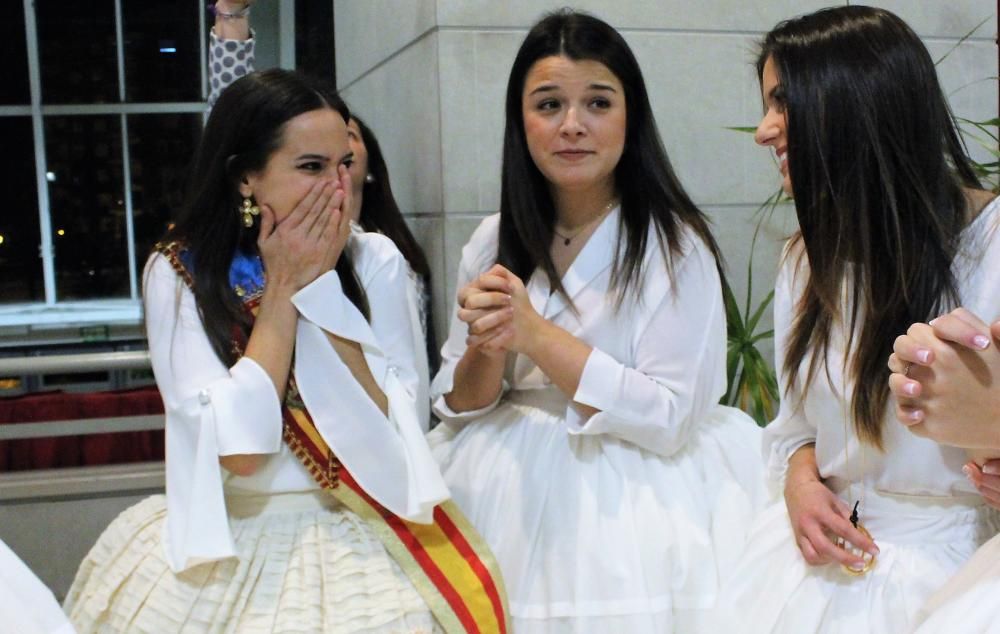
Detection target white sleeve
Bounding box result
[564,239,728,457]
[761,246,816,485]
[143,254,283,572]
[291,242,448,523]
[430,216,508,425]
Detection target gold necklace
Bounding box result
[553,199,618,246]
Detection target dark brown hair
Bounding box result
[761,7,980,448]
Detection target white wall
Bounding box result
[335,0,998,356]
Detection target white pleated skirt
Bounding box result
[912,531,1000,633]
[428,389,766,633]
[64,491,440,634]
[711,488,999,634]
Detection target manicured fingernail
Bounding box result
[868,546,879,557]
[904,382,918,396]
[984,464,1000,475]
[929,318,939,326]
[908,409,923,421]
[973,335,990,350]
[917,349,931,363]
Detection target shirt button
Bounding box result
[388,365,398,375]
[198,389,211,405]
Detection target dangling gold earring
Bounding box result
[240,197,260,227]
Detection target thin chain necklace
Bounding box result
[553,199,618,246]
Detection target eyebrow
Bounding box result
[527,82,618,96]
[296,153,329,161]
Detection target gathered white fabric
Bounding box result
[913,532,1000,633]
[429,210,766,632]
[711,489,998,634]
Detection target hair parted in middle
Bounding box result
[497,8,723,305]
[761,5,982,449]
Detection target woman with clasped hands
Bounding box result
[427,10,765,633]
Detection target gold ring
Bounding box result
[838,523,877,576]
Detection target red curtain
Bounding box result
[0,387,164,471]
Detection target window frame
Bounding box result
[0,0,302,328]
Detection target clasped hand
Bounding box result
[257,165,353,294]
[456,264,544,357]
[887,308,1000,509]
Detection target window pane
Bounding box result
[127,113,202,271]
[0,118,43,303]
[123,3,201,102]
[296,1,335,84]
[0,2,30,105]
[44,116,129,299]
[37,1,119,104]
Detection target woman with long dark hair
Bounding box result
[428,10,764,632]
[63,69,506,633]
[208,1,438,425]
[713,7,1000,632]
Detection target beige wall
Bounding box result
[336,0,998,357]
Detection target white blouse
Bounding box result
[431,208,728,457]
[763,198,1000,496]
[144,232,447,572]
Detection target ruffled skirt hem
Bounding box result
[64,493,440,634]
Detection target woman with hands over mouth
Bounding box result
[63,69,506,634]
[428,10,765,633]
[207,0,438,428]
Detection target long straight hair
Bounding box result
[161,69,369,366]
[498,9,722,302]
[761,6,980,448]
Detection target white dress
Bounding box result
[711,199,1000,633]
[427,210,766,633]
[64,233,447,633]
[0,538,76,634]
[912,532,1000,633]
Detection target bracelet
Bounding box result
[209,3,250,20]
